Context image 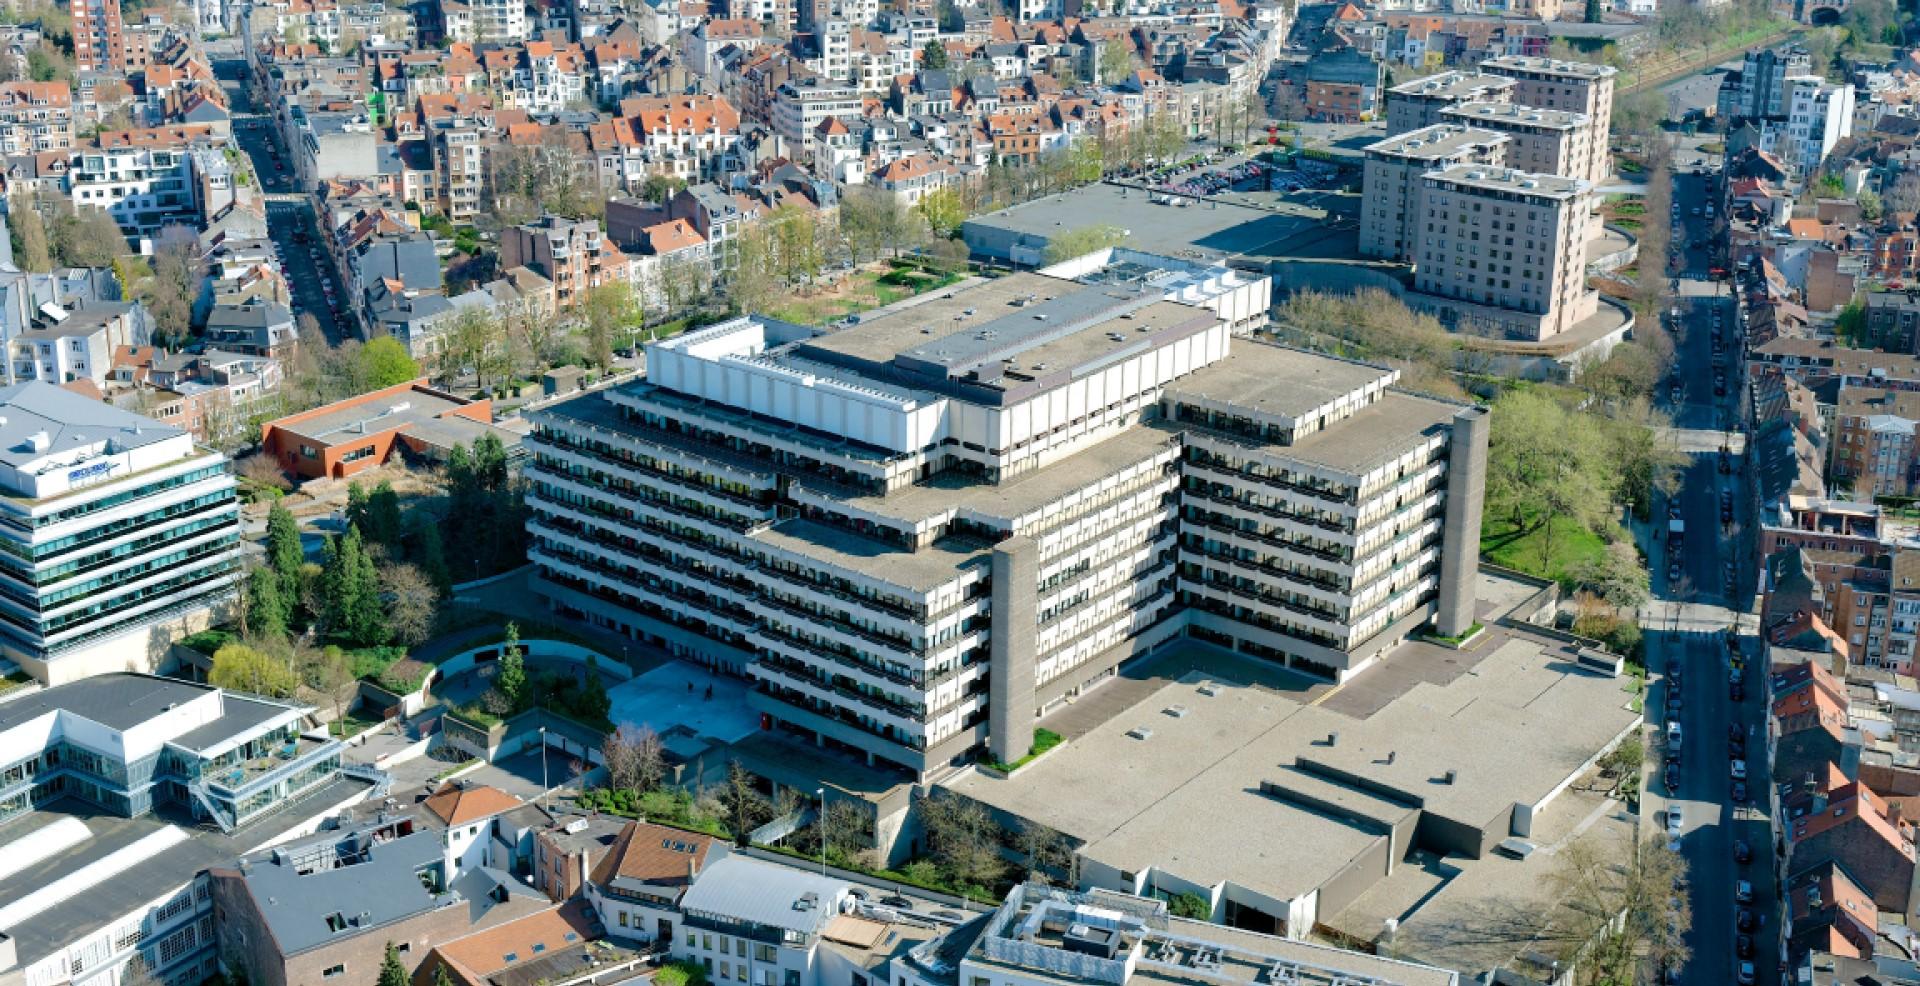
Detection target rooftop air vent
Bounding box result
[1164,704,1189,718]
[1126,726,1154,740]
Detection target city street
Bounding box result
[213,57,354,344]
[1644,165,1777,986]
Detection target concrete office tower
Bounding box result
[524,272,1488,779]
[1361,124,1508,261]
[70,0,124,73]
[1411,165,1599,341]
[1441,101,1596,184]
[0,382,240,684]
[1480,55,1617,183]
[1384,71,1515,136]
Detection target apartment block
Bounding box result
[0,81,72,155]
[1831,387,1920,498]
[1717,44,1811,123]
[902,884,1460,986]
[1409,165,1599,341]
[70,0,124,74]
[67,124,219,236]
[1440,101,1595,184]
[1384,70,1514,136]
[500,215,637,314]
[0,382,240,684]
[1479,55,1615,183]
[1784,75,1855,177]
[524,272,1488,780]
[0,674,380,986]
[1360,124,1508,262]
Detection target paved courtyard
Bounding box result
[607,662,759,744]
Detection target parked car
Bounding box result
[1736,880,1754,904]
[1737,908,1757,932]
[1734,840,1752,864]
[1738,961,1756,985]
[1731,780,1748,803]
[1737,935,1754,959]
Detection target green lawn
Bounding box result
[329,709,384,739]
[1480,512,1609,586]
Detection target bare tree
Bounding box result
[1545,833,1690,982]
[379,562,438,646]
[303,646,360,735]
[919,791,1007,887]
[716,760,768,842]
[601,724,665,793]
[1016,819,1077,884]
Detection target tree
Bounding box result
[432,963,457,986]
[1097,35,1137,83]
[1042,224,1125,265]
[305,644,359,735]
[1167,893,1211,920]
[1575,541,1652,609]
[210,642,298,697]
[1545,834,1689,983]
[1888,168,1920,216]
[1486,390,1616,573]
[409,513,453,596]
[358,336,421,389]
[1015,819,1075,883]
[137,229,205,349]
[320,525,386,646]
[916,187,967,239]
[1859,188,1884,222]
[578,657,613,722]
[495,622,528,710]
[581,282,641,371]
[1597,734,1644,785]
[266,502,305,605]
[245,565,291,641]
[1836,296,1866,345]
[120,954,163,986]
[641,174,686,204]
[918,790,1006,887]
[376,942,409,986]
[52,205,127,267]
[381,562,439,646]
[602,724,666,793]
[716,760,768,842]
[921,38,949,69]
[9,196,50,272]
[839,187,917,266]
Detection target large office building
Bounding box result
[1409,165,1599,341]
[0,673,375,986]
[0,382,240,684]
[1440,101,1596,185]
[1480,56,1616,183]
[1360,124,1508,262]
[525,270,1489,779]
[1383,71,1514,136]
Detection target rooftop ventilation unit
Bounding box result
[1126,726,1154,741]
[1164,704,1188,718]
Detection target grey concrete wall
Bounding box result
[1435,407,1490,637]
[989,536,1038,764]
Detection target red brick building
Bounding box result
[260,378,499,480]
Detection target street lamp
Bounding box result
[816,787,827,876]
[538,726,548,811]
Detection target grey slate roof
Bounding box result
[0,381,182,476]
[676,855,847,936]
[0,672,213,732]
[238,828,454,956]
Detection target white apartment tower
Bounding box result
[0,382,240,684]
[1479,55,1616,183]
[1361,124,1508,261]
[524,271,1489,777]
[1784,75,1855,177]
[1411,165,1599,341]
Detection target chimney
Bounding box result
[1444,769,1458,785]
[689,852,701,882]
[1328,731,1339,747]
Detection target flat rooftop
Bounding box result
[942,572,1641,913]
[0,776,373,968]
[797,274,1217,389]
[1388,70,1515,100]
[1426,164,1587,200]
[963,182,1347,262]
[752,518,989,592]
[822,422,1182,527]
[1481,55,1619,79]
[1365,124,1509,161]
[0,672,215,733]
[0,381,182,471]
[275,385,478,448]
[1166,342,1396,424]
[1442,100,1590,131]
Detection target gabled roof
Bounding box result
[586,820,723,892]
